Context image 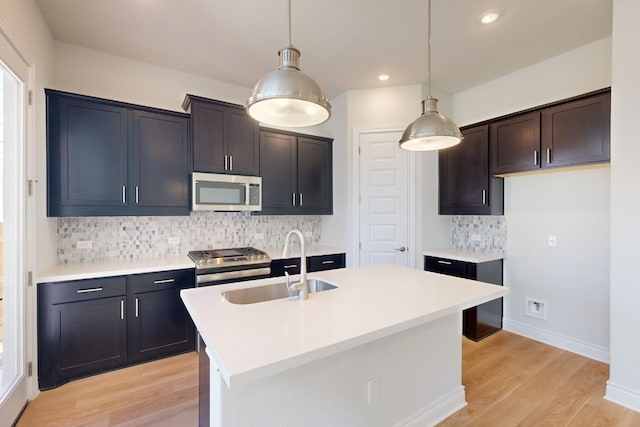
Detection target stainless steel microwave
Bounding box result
[192,172,262,211]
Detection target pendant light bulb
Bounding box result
[400,0,462,151]
[246,0,331,127]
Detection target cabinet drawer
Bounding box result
[308,254,346,272]
[270,259,301,277]
[40,276,126,304]
[127,268,195,293]
[423,256,469,279]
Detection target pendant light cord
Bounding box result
[426,0,432,98]
[287,0,292,48]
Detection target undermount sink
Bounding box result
[223,278,338,305]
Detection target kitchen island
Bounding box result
[181,264,509,427]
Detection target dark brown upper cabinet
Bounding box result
[258,128,333,215]
[439,124,503,215]
[183,95,259,176]
[46,89,190,217]
[490,89,610,176]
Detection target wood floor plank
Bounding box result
[17,331,639,427]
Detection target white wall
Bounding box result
[320,84,450,267]
[606,0,640,411]
[453,37,612,361]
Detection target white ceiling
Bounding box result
[35,0,612,99]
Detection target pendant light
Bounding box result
[245,0,331,128]
[399,0,463,151]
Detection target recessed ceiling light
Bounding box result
[378,74,390,81]
[480,10,500,24]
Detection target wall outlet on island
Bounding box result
[367,378,379,404]
[168,236,180,245]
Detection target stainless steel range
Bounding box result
[188,247,271,286]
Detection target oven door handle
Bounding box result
[196,267,272,285]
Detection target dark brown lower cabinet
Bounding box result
[38,269,196,390]
[424,256,503,341]
[269,253,346,277]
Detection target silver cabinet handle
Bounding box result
[321,260,334,265]
[292,193,296,206]
[395,246,407,252]
[284,264,298,269]
[533,150,538,165]
[120,299,125,320]
[230,155,233,171]
[135,297,139,318]
[122,186,126,204]
[437,260,452,265]
[224,155,228,170]
[482,189,486,205]
[77,287,103,294]
[154,278,175,285]
[135,186,139,204]
[547,148,551,164]
[299,193,303,207]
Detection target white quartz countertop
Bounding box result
[38,255,195,283]
[423,249,504,263]
[181,264,509,388]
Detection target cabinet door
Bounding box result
[423,256,469,278]
[490,112,541,175]
[439,125,502,215]
[298,137,333,214]
[37,277,127,390]
[191,100,226,173]
[131,110,190,215]
[260,131,298,214]
[47,92,129,216]
[127,269,196,363]
[541,92,610,168]
[226,108,259,176]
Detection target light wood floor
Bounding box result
[17,331,640,426]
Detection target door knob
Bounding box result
[395,246,407,252]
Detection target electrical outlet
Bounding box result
[367,378,379,404]
[525,298,548,320]
[77,240,93,250]
[254,233,265,240]
[548,235,557,247]
[470,234,481,242]
[304,231,313,238]
[168,236,180,245]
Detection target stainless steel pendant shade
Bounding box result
[245,0,331,128]
[399,97,463,151]
[400,0,462,151]
[246,46,331,127]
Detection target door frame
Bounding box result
[351,126,418,268]
[0,13,36,424]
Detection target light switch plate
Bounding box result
[548,235,557,247]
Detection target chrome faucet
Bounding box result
[282,229,308,300]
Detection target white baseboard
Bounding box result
[503,318,610,363]
[394,385,467,427]
[605,381,640,412]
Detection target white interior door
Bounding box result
[358,130,412,266]
[0,26,29,427]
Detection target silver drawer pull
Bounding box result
[77,287,103,294]
[154,278,175,285]
[135,297,139,318]
[284,264,298,269]
[437,260,452,265]
[120,299,125,320]
[321,260,334,265]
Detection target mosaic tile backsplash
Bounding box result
[57,212,321,264]
[451,215,506,253]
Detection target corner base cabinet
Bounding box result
[38,269,196,390]
[424,255,503,341]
